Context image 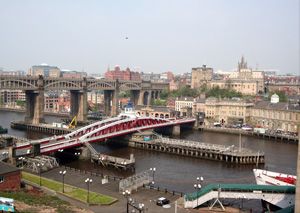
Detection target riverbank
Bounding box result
[200,126,299,143]
[0,107,69,117]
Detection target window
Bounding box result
[289,113,292,120]
[0,176,4,183]
[278,112,280,119]
[296,114,298,121]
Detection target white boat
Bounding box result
[253,169,296,186]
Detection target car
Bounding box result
[156,197,170,206]
[214,123,221,127]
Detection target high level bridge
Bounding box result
[0,75,168,124]
[14,116,195,155]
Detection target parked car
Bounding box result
[156,197,170,206]
[225,124,233,128]
[242,125,253,131]
[214,123,222,127]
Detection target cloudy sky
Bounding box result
[0,0,299,75]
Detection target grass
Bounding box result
[21,172,115,204]
[0,190,72,213]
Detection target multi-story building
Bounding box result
[87,91,104,104]
[105,66,141,81]
[28,63,60,77]
[175,97,197,114]
[169,78,186,91]
[250,93,300,132]
[166,97,176,110]
[45,92,70,111]
[191,65,213,89]
[195,93,206,115]
[0,90,25,104]
[209,79,259,95]
[205,97,253,124]
[61,71,87,78]
[228,56,265,94]
[0,70,26,76]
[160,72,173,81]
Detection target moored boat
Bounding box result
[253,169,296,186]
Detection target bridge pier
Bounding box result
[70,77,87,121]
[130,90,140,106]
[172,125,181,135]
[25,76,45,124]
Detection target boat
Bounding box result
[253,169,296,186]
[253,169,296,211]
[0,126,8,134]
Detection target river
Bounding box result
[0,111,297,211]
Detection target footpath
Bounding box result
[26,166,193,213]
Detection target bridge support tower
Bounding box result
[70,77,87,121]
[25,75,45,124]
[104,79,120,116]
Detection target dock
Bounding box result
[11,121,72,135]
[128,137,264,164]
[201,126,298,143]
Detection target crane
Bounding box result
[68,116,77,129]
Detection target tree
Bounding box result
[16,100,25,108]
[119,90,130,98]
[200,83,207,93]
[87,102,91,112]
[151,99,166,106]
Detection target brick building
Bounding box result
[61,71,87,78]
[105,66,141,81]
[0,161,21,190]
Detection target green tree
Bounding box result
[151,99,167,106]
[16,100,25,108]
[93,106,98,112]
[268,90,287,102]
[200,83,207,93]
[87,102,91,112]
[119,90,130,98]
[0,95,4,106]
[206,86,243,99]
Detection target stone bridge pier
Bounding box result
[70,77,87,121]
[104,79,120,116]
[25,76,45,124]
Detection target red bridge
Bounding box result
[15,116,195,155]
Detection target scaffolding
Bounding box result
[23,155,59,173]
[119,171,150,193]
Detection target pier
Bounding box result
[127,137,264,165]
[201,126,299,143]
[11,121,72,135]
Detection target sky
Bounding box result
[0,0,299,75]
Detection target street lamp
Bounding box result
[98,157,104,177]
[59,170,66,193]
[123,190,145,213]
[85,178,92,203]
[194,176,203,209]
[238,194,246,211]
[75,152,80,169]
[123,190,131,213]
[18,157,25,167]
[37,163,44,186]
[150,167,156,188]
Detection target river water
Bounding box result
[1,111,298,211]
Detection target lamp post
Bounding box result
[238,194,246,211]
[194,176,203,209]
[85,178,92,203]
[123,190,131,213]
[37,163,44,186]
[18,157,24,167]
[59,170,66,193]
[98,156,104,177]
[75,152,80,169]
[123,190,145,213]
[150,167,156,188]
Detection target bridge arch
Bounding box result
[44,80,81,90]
